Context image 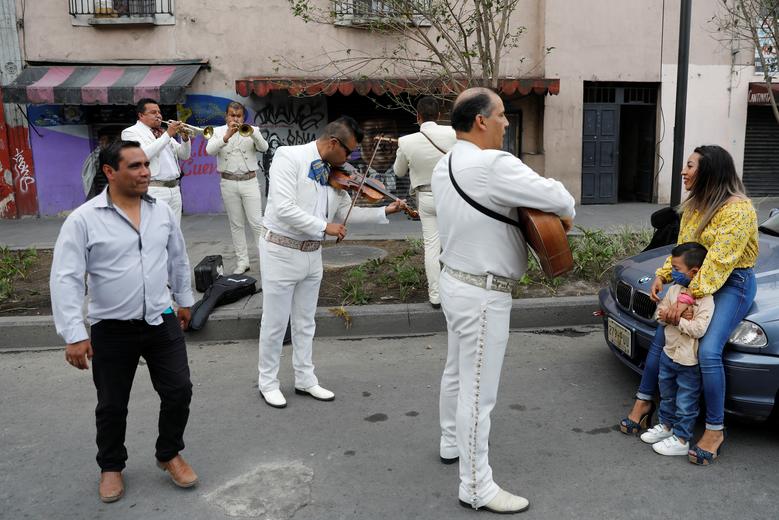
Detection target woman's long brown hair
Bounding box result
[681,145,748,238]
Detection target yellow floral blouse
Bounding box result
[656,200,759,298]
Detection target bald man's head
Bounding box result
[451,88,498,133]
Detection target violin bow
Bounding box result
[336,134,388,243]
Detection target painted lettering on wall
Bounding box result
[12,148,35,194]
[179,137,218,177]
[6,125,37,216]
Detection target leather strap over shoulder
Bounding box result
[420,130,448,155]
[447,154,520,229]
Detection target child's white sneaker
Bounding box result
[640,423,673,444]
[652,435,690,456]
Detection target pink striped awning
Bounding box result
[2,64,204,105]
[236,77,560,98]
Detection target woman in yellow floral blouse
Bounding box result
[619,145,758,465]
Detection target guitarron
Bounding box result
[517,208,573,278]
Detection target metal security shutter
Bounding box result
[743,106,779,197]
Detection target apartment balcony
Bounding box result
[68,0,175,26]
[333,0,430,28]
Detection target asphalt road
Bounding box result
[1,328,777,520]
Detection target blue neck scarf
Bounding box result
[309,159,330,186]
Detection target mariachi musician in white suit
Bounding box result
[432,88,575,514]
[121,98,191,224]
[206,101,269,274]
[393,96,457,309]
[258,116,407,409]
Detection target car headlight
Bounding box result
[728,320,768,348]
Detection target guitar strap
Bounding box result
[448,154,521,229]
[420,130,448,154]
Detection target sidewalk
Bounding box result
[3,199,778,349]
[3,199,778,252]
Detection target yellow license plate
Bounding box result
[607,318,632,357]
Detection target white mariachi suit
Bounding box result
[393,121,457,305]
[258,141,388,393]
[121,121,191,224]
[205,125,269,271]
[431,140,575,507]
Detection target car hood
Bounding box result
[615,235,779,324]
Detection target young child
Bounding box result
[640,242,714,456]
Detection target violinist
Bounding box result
[257,116,406,409]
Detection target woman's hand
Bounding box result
[649,276,665,302]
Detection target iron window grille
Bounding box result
[333,0,431,27]
[69,0,173,17]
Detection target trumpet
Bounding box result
[223,122,254,138]
[160,119,210,138]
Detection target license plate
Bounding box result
[607,318,633,357]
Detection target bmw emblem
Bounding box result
[638,276,652,284]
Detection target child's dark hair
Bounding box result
[671,242,708,269]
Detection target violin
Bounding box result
[328,167,419,219]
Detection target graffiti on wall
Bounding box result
[12,148,35,194]
[14,93,325,216]
[5,126,37,216]
[0,114,17,218]
[253,96,327,174]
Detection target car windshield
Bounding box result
[759,209,779,237]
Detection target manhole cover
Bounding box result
[322,245,387,268]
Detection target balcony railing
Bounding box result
[68,0,173,17]
[333,0,430,27]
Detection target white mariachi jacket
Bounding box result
[121,120,190,180]
[263,141,388,242]
[205,124,269,174]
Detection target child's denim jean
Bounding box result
[657,350,702,442]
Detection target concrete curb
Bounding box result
[0,295,600,350]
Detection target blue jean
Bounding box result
[657,351,701,442]
[634,268,756,430]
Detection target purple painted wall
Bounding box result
[30,126,91,216]
[26,93,326,215]
[180,134,222,214]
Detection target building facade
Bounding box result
[0,0,774,217]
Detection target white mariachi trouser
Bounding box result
[417,190,441,305]
[257,235,321,393]
[220,177,263,269]
[147,185,182,226]
[438,270,513,508]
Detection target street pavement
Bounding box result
[1,328,777,520]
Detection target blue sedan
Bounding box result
[598,212,779,421]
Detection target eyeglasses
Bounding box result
[331,136,353,156]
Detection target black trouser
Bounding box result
[91,314,192,472]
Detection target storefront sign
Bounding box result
[748,82,779,105]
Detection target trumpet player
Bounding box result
[121,98,191,224]
[205,101,269,274]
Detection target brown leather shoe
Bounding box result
[156,454,198,488]
[98,471,124,503]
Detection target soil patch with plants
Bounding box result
[1,227,651,317]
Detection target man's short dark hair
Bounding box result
[226,101,246,115]
[99,140,142,172]
[324,115,364,143]
[671,242,708,270]
[450,89,495,132]
[136,98,159,116]
[416,96,440,122]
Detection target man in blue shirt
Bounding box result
[51,140,197,503]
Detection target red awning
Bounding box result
[235,77,560,98]
[748,82,779,105]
